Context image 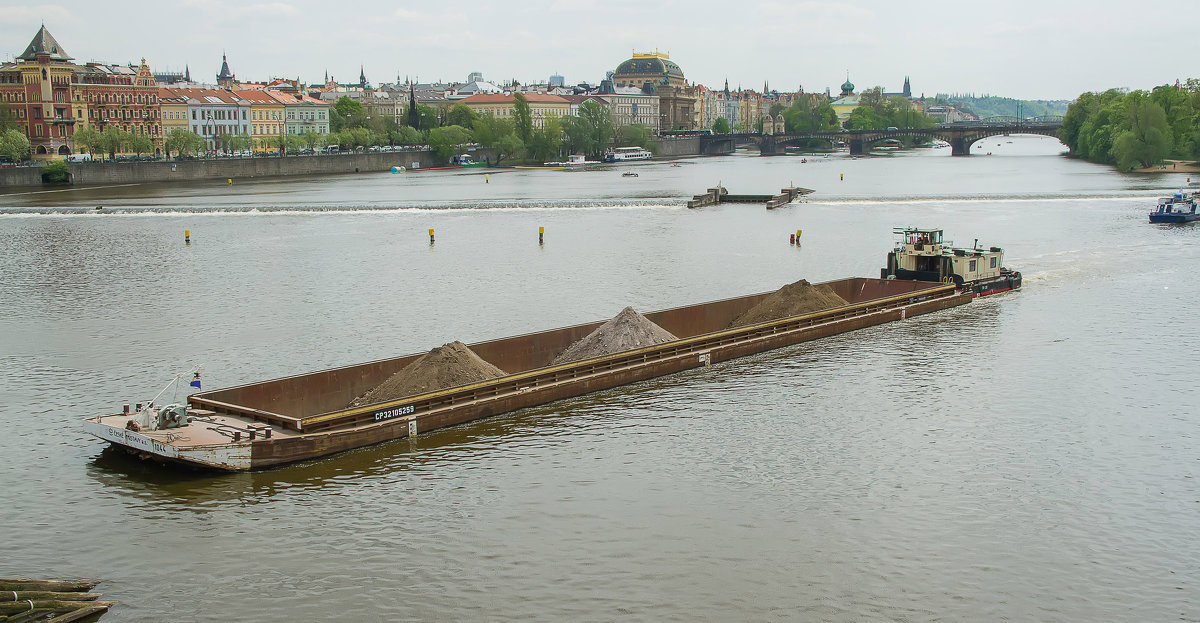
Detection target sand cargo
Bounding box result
[85,277,970,471]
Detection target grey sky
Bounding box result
[2,0,1195,100]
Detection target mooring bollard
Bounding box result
[428,228,435,244]
[539,226,544,245]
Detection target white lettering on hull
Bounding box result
[83,420,252,470]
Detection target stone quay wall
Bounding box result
[0,151,441,188]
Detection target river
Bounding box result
[1,136,1197,621]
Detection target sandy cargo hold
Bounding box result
[84,277,969,471]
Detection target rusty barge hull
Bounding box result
[86,278,970,471]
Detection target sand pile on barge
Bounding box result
[552,306,678,365]
[350,341,508,407]
[728,279,849,328]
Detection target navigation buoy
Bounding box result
[840,173,844,181]
[539,226,544,245]
[790,233,795,245]
[428,228,435,244]
[185,229,191,244]
[228,178,232,185]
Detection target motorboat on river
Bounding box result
[1149,192,1199,223]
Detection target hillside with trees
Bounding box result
[1058,80,1200,171]
[929,94,1070,119]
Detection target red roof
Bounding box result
[459,93,569,104]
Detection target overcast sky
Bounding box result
[3,0,1196,100]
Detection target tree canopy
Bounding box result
[0,128,30,162]
[561,100,613,159]
[1059,82,1200,170]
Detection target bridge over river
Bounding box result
[704,117,1064,156]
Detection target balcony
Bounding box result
[52,117,76,125]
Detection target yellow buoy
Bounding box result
[428,228,435,244]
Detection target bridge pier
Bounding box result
[758,135,778,156]
[848,139,865,155]
[949,137,971,156]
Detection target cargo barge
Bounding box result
[85,278,970,471]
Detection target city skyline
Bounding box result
[3,0,1197,100]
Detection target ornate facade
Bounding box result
[611,52,696,131]
[0,26,162,159]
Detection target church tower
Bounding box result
[216,52,235,87]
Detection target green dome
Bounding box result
[841,79,854,93]
[615,56,684,80]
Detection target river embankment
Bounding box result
[0,150,441,188]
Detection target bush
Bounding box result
[41,160,71,184]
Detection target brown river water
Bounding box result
[1,137,1197,621]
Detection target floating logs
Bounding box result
[0,579,111,622]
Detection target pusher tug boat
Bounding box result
[881,227,1021,297]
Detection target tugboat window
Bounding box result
[991,257,998,268]
[969,260,977,272]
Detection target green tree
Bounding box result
[472,115,513,148]
[41,160,70,183]
[99,128,130,159]
[495,133,523,163]
[71,126,102,155]
[447,103,478,128]
[712,117,731,133]
[0,100,15,133]
[231,131,253,153]
[414,105,439,131]
[428,125,473,161]
[331,97,368,131]
[128,132,153,157]
[512,93,534,144]
[526,116,563,162]
[302,130,322,151]
[846,106,884,130]
[395,125,424,146]
[1111,93,1173,170]
[615,124,655,151]
[0,128,31,162]
[768,102,786,118]
[164,128,204,158]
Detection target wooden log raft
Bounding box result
[0,579,110,622]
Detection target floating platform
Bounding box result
[687,185,814,209]
[85,278,969,471]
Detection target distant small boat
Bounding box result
[622,171,638,177]
[1149,193,1199,223]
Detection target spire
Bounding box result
[324,69,328,84]
[184,64,191,82]
[902,76,911,98]
[724,78,729,95]
[217,51,234,84]
[359,64,367,88]
[18,25,72,61]
[407,80,419,128]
